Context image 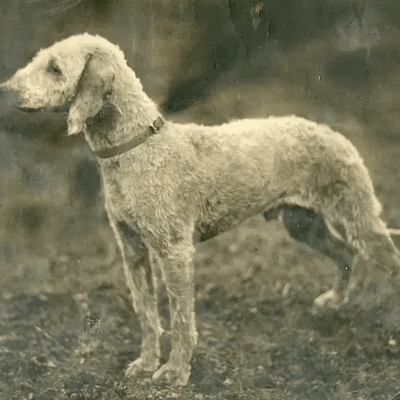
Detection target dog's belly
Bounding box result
[193,179,290,243]
[195,198,268,243]
[195,215,241,242]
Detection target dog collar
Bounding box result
[94,117,164,159]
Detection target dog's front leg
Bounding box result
[152,240,197,386]
[108,217,163,377]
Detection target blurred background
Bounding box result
[0,0,399,298]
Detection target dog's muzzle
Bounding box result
[0,83,70,114]
[16,104,70,114]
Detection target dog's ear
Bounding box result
[67,54,115,135]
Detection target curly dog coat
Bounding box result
[1,34,399,386]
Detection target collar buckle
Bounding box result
[150,116,164,134]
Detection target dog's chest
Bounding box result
[100,160,167,223]
[100,164,140,215]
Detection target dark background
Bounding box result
[0,1,400,399]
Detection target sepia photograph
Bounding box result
[0,1,400,398]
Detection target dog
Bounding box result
[1,34,399,386]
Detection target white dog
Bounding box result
[1,34,398,386]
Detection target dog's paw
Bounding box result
[312,289,347,313]
[125,357,160,377]
[152,362,191,386]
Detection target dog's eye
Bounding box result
[48,62,62,75]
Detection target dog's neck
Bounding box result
[84,70,163,157]
[93,117,164,159]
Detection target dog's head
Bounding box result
[0,34,121,135]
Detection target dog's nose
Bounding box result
[0,82,18,106]
[0,82,10,97]
[0,82,19,118]
[0,82,7,96]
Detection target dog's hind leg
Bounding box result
[109,217,163,377]
[264,205,355,309]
